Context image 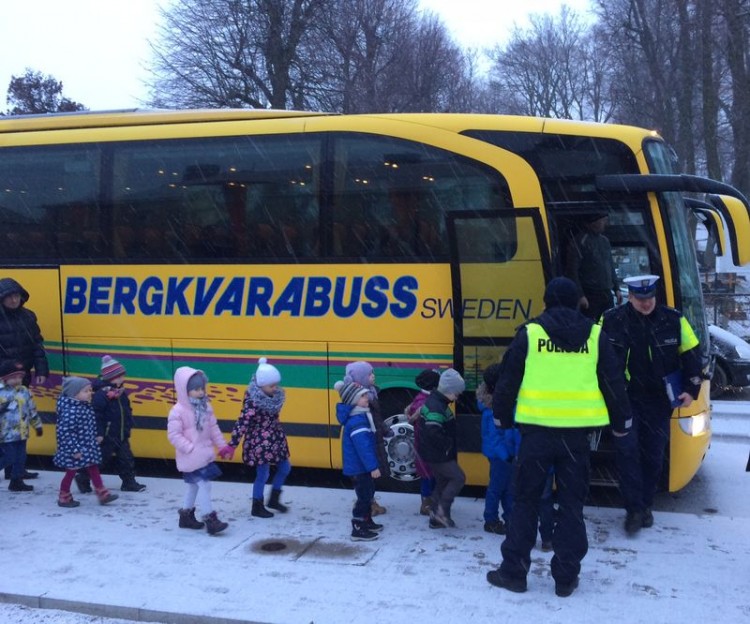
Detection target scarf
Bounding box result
[189,395,210,431]
[248,380,285,413]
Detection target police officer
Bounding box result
[601,274,703,535]
[486,277,631,598]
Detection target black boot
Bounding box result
[350,519,378,541]
[203,511,228,535]
[267,489,288,513]
[178,508,205,529]
[252,498,274,518]
[8,478,33,492]
[121,480,147,492]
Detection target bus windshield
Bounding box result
[644,140,709,357]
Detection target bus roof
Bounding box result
[0,108,333,133]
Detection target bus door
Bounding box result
[446,209,551,473]
[3,267,64,456]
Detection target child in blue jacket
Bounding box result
[335,379,383,542]
[478,363,520,534]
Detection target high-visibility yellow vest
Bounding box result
[515,323,610,428]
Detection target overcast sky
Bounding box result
[0,0,592,111]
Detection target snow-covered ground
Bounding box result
[1,404,748,624]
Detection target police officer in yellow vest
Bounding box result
[601,275,703,536]
[486,277,631,598]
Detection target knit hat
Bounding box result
[187,371,207,392]
[0,360,25,382]
[543,277,580,310]
[334,380,369,406]
[255,357,281,387]
[100,355,126,382]
[415,369,440,392]
[62,376,91,398]
[438,368,465,396]
[482,362,503,394]
[345,361,374,386]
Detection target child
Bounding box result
[477,363,520,535]
[415,368,466,529]
[335,379,383,541]
[167,366,231,535]
[344,360,392,516]
[405,369,440,515]
[0,361,43,492]
[220,358,292,518]
[76,355,146,493]
[53,376,119,508]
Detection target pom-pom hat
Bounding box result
[335,380,369,406]
[100,355,126,382]
[255,357,281,387]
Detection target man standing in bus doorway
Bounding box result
[486,277,631,597]
[565,213,622,321]
[601,275,703,536]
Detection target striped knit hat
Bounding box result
[100,355,126,382]
[334,380,369,406]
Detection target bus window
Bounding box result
[330,133,510,261]
[110,135,322,261]
[0,145,103,261]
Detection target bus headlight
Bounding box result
[677,412,710,437]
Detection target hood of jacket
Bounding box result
[0,278,29,306]
[336,402,354,426]
[534,306,595,351]
[173,366,204,409]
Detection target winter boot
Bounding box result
[350,519,379,541]
[95,487,119,505]
[203,511,228,535]
[6,468,39,480]
[178,508,205,529]
[75,472,93,494]
[363,515,383,532]
[267,489,288,513]
[419,496,432,516]
[625,510,644,535]
[121,480,147,492]
[8,478,33,492]
[370,499,387,516]
[252,498,274,518]
[58,490,80,508]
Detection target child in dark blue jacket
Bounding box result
[478,363,521,535]
[335,379,383,542]
[76,355,145,493]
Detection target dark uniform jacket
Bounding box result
[601,303,702,402]
[0,278,49,384]
[492,306,631,434]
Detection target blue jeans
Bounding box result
[252,459,292,499]
[352,473,375,520]
[484,457,514,523]
[0,440,27,479]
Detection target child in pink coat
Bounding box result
[167,366,232,535]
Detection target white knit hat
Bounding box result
[255,357,281,387]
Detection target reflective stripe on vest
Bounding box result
[515,323,609,428]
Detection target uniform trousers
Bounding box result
[500,427,591,585]
[614,396,671,512]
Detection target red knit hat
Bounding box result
[100,355,126,382]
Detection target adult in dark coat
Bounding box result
[0,278,49,387]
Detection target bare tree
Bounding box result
[148,0,327,109]
[486,7,616,120]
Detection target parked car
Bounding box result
[708,324,750,398]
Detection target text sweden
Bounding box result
[63,276,532,321]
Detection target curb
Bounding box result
[0,593,268,624]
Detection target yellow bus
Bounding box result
[2,109,748,490]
